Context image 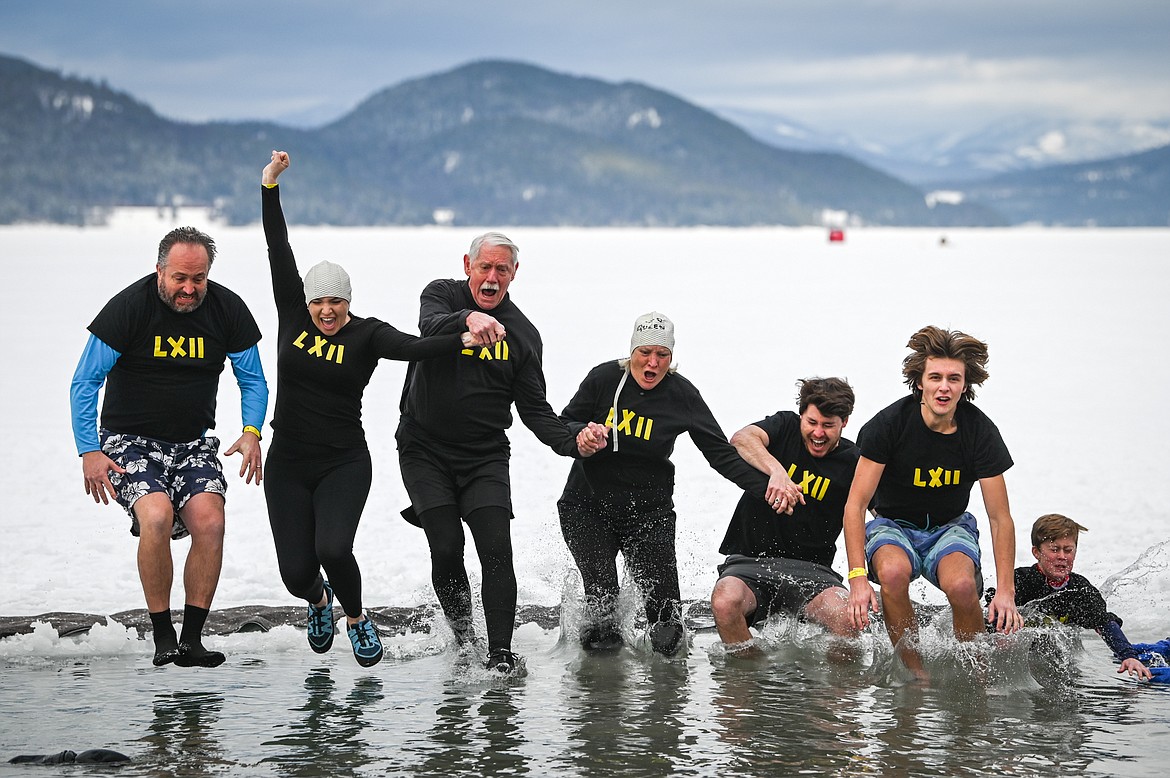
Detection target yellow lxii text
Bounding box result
[461,341,510,361]
[913,467,960,488]
[604,407,654,441]
[294,331,345,364]
[153,336,205,359]
[786,464,830,501]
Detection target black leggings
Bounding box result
[558,496,681,627]
[419,505,515,652]
[264,440,372,619]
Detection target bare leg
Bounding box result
[804,587,862,663]
[178,492,226,609]
[133,493,176,613]
[710,577,764,658]
[711,576,757,644]
[803,587,858,637]
[871,544,927,678]
[935,552,983,640]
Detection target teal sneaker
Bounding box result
[347,616,384,668]
[307,581,335,654]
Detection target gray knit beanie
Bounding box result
[303,260,352,304]
[630,311,675,354]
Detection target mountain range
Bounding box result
[1,53,1166,227]
[718,107,1170,186]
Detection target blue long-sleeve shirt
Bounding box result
[70,333,268,454]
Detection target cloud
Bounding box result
[1,1,1168,141]
[683,51,1170,136]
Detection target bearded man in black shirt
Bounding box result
[70,226,268,668]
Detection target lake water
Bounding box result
[2,220,1169,775]
[2,611,1168,777]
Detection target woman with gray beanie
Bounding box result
[259,151,472,667]
[558,312,769,656]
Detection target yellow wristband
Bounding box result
[847,567,867,581]
[243,425,262,440]
[263,182,278,189]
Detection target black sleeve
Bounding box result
[970,407,1014,479]
[559,363,610,436]
[514,342,579,458]
[369,321,463,361]
[88,286,139,354]
[685,384,768,497]
[262,185,305,312]
[418,281,471,336]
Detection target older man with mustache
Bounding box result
[396,232,603,675]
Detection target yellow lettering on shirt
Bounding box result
[292,331,345,363]
[603,407,655,441]
[914,466,961,488]
[786,464,832,502]
[152,335,205,359]
[458,340,511,361]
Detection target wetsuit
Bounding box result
[717,410,860,625]
[397,277,578,653]
[261,184,461,618]
[1014,565,1140,661]
[558,360,768,640]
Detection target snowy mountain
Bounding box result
[0,54,995,227]
[718,106,1170,186]
[2,51,1165,226]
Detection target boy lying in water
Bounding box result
[1005,513,1153,680]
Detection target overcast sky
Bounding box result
[3,1,1168,143]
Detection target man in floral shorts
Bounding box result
[70,226,268,668]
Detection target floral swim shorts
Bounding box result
[100,430,226,540]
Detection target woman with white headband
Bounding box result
[558,312,770,656]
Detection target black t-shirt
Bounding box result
[718,411,860,567]
[398,278,576,455]
[263,185,461,448]
[858,395,1013,529]
[559,360,767,498]
[88,274,261,443]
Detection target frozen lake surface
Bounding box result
[2,221,1168,775]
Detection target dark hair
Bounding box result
[797,377,855,419]
[1031,513,1089,549]
[901,325,989,402]
[157,226,217,268]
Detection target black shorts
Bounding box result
[717,555,844,627]
[396,431,512,518]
